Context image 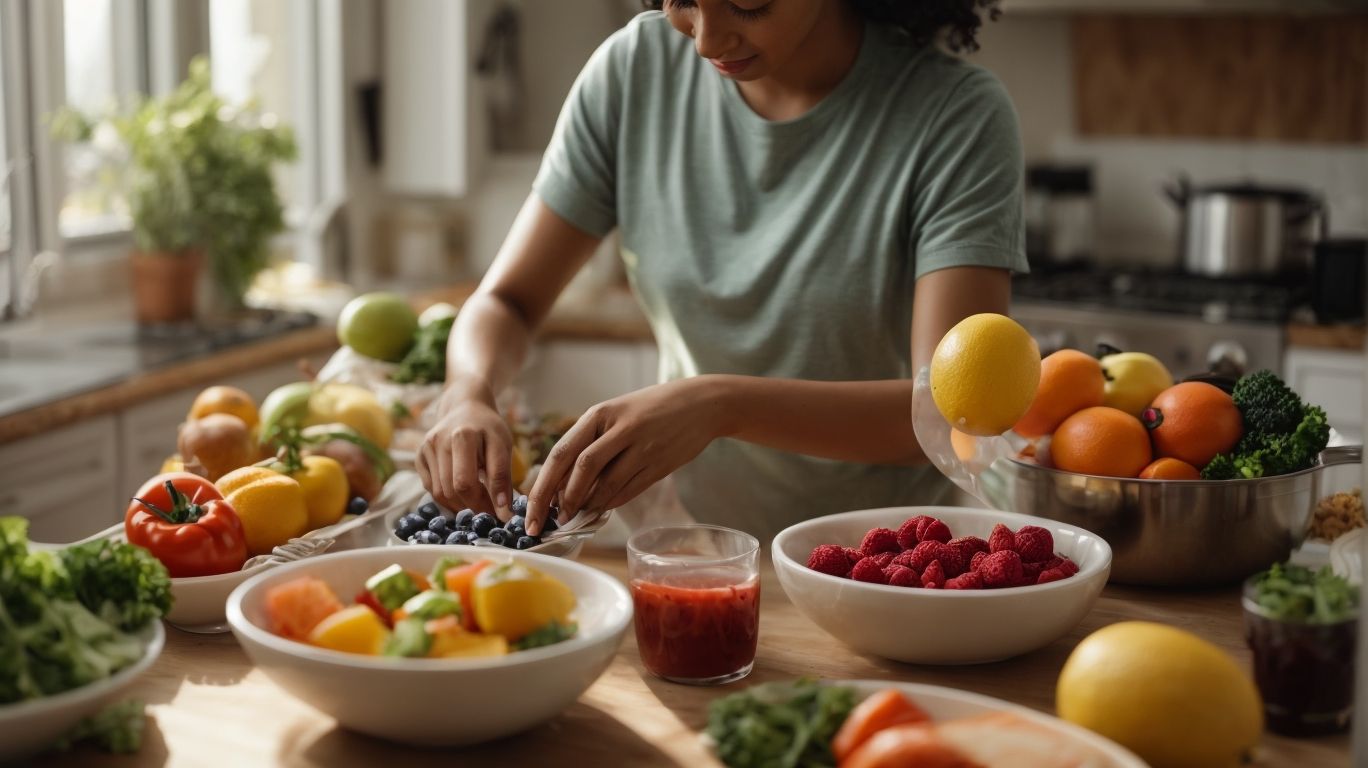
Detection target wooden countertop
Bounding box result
[0,283,653,445]
[1287,323,1366,353]
[38,551,1349,767]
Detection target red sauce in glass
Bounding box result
[630,569,760,681]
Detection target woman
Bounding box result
[418,0,1024,542]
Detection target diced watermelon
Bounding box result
[265,576,345,640]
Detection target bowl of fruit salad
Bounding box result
[387,493,611,559]
[772,506,1111,665]
[225,545,632,746]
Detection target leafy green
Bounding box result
[0,517,170,711]
[54,699,148,754]
[706,678,857,768]
[1202,370,1331,479]
[511,621,577,651]
[1250,563,1358,623]
[392,315,454,385]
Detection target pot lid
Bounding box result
[1189,181,1318,201]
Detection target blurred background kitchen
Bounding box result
[0,0,1364,529]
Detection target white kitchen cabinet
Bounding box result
[0,415,120,542]
[1283,348,1365,444]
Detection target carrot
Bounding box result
[832,689,932,761]
[443,560,493,631]
[839,724,973,768]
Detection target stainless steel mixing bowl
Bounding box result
[977,445,1362,587]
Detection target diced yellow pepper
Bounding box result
[425,615,509,658]
[471,563,576,642]
[308,605,390,655]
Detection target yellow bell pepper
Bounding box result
[216,466,310,556]
[309,605,390,655]
[471,563,576,641]
[425,615,508,658]
[306,383,393,450]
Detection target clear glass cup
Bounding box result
[626,524,760,685]
[1243,576,1358,736]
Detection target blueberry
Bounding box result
[488,528,511,547]
[542,515,559,534]
[416,501,442,521]
[454,509,475,529]
[510,495,529,517]
[445,531,467,546]
[472,513,498,538]
[395,514,425,540]
[348,497,369,516]
[506,515,525,530]
[516,535,541,550]
[507,524,527,540]
[463,531,480,545]
[414,530,442,544]
[428,516,451,535]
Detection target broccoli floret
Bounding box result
[1204,395,1331,480]
[1232,370,1305,437]
[1201,453,1239,480]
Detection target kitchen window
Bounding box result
[0,0,345,318]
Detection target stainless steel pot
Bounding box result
[978,445,1362,587]
[1165,178,1326,278]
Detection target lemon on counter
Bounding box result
[929,313,1040,437]
[471,563,576,641]
[1057,621,1262,768]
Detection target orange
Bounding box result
[1139,457,1201,480]
[188,385,260,430]
[1013,349,1106,439]
[1143,382,1242,470]
[1051,406,1153,478]
[949,429,978,462]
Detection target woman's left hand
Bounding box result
[525,377,729,535]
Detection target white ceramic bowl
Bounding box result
[165,563,273,632]
[772,506,1111,665]
[226,544,633,746]
[0,622,165,762]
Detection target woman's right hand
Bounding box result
[417,378,515,519]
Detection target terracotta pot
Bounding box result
[129,249,203,325]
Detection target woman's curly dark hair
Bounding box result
[644,1,1002,53]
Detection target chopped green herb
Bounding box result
[706,678,857,768]
[1250,562,1358,623]
[512,621,577,651]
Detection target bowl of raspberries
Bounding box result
[772,506,1111,664]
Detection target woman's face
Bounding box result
[662,0,831,82]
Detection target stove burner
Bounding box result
[1013,267,1306,324]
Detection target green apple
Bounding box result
[337,292,419,362]
[258,381,314,439]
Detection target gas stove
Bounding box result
[1010,267,1298,379]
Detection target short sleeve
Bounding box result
[910,68,1029,279]
[531,26,629,239]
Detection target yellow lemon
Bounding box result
[929,313,1041,436]
[216,466,310,556]
[287,455,350,530]
[307,383,393,449]
[1057,621,1262,768]
[160,454,185,473]
[308,605,390,655]
[1101,351,1175,418]
[472,563,576,641]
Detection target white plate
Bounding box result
[808,680,1146,768]
[0,622,165,762]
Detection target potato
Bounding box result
[306,439,382,502]
[178,413,257,482]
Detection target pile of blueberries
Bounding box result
[393,494,560,550]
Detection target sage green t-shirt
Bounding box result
[533,12,1028,542]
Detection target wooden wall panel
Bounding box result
[1073,15,1368,143]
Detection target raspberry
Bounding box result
[891,550,921,574]
[861,528,900,556]
[1037,568,1068,584]
[844,547,867,565]
[945,571,985,590]
[980,550,1024,588]
[920,560,946,589]
[920,519,952,544]
[1021,560,1046,582]
[807,544,851,577]
[1058,557,1079,576]
[1013,526,1054,563]
[988,523,1016,553]
[970,551,988,572]
[908,540,941,573]
[948,536,989,562]
[895,518,922,550]
[1043,556,1064,570]
[908,515,933,541]
[851,558,890,584]
[935,543,966,577]
[886,565,920,588]
[870,552,896,569]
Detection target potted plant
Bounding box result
[52,57,297,324]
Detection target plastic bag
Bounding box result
[911,365,1031,506]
